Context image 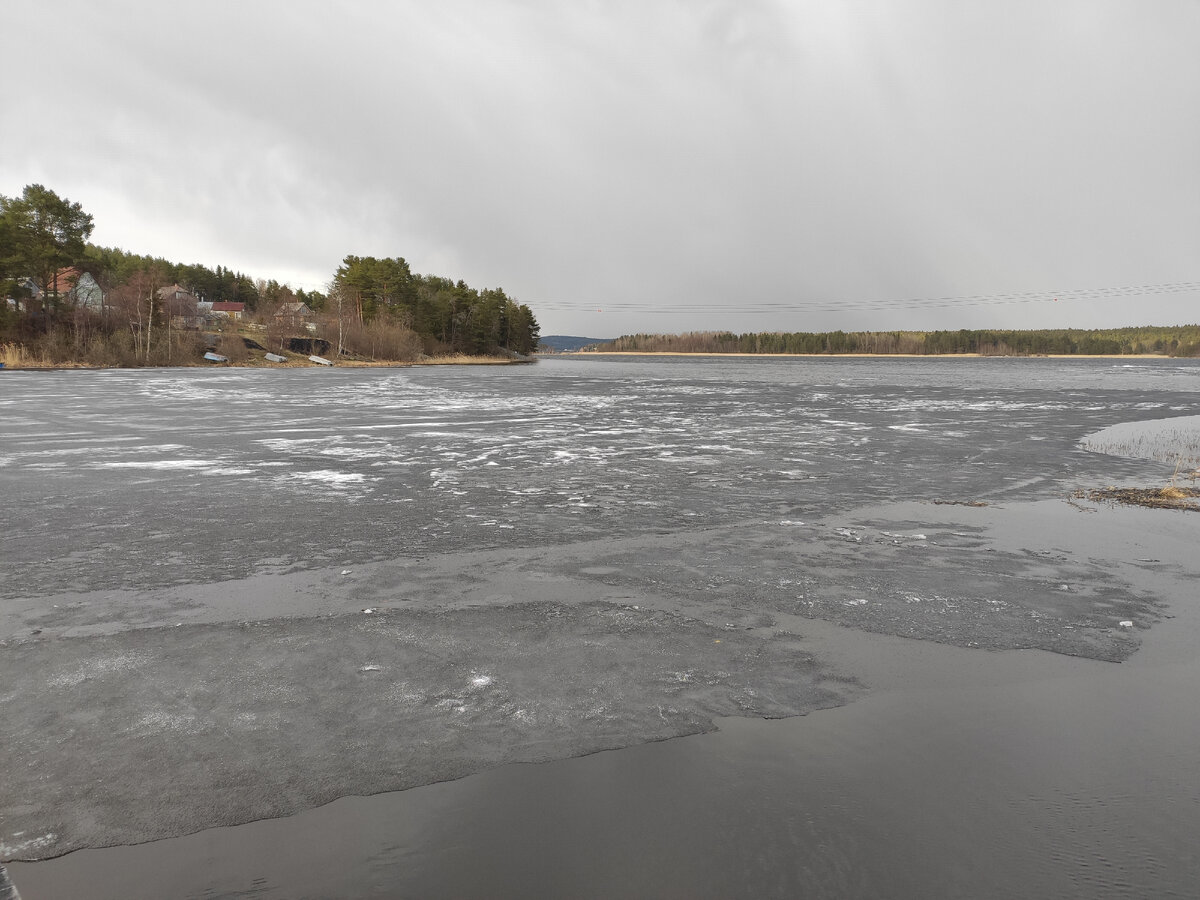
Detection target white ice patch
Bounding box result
[814,417,871,431]
[48,653,148,688]
[470,674,494,688]
[257,436,402,464]
[0,832,58,857]
[696,443,761,454]
[134,711,205,734]
[283,470,368,486]
[99,459,212,470]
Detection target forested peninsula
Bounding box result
[591,326,1200,357]
[1,184,539,368]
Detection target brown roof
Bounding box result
[211,302,246,312]
[40,267,83,294]
[157,283,198,301]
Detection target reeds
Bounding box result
[0,342,45,367]
[419,353,524,365]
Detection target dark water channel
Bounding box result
[4,357,1200,898]
[17,600,1200,900]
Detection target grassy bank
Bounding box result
[0,345,531,370]
[0,330,532,370]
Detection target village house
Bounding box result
[210,301,245,320]
[156,283,204,329]
[59,268,105,310]
[273,300,314,329]
[157,283,199,304]
[3,277,39,311]
[5,267,105,312]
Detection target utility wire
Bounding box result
[526,280,1200,314]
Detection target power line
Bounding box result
[526,280,1200,314]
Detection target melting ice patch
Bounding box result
[48,653,149,688]
[1080,414,1200,466]
[0,832,59,857]
[257,435,418,466]
[95,449,256,477]
[138,376,278,404]
[135,711,206,735]
[856,397,1080,413]
[100,459,215,470]
[280,470,371,489]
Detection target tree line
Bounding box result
[1,183,539,364]
[329,255,539,356]
[83,245,327,312]
[594,326,1200,357]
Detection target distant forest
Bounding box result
[594,326,1200,357]
[1,183,539,365]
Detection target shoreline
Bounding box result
[566,350,1181,360]
[0,355,533,372]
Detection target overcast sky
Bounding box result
[5,0,1198,337]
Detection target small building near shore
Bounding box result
[211,301,246,320]
[159,284,204,328]
[273,301,313,328]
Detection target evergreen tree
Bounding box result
[0,184,94,320]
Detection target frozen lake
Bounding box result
[2,356,1196,598]
[3,356,1200,898]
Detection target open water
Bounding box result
[4,356,1200,898]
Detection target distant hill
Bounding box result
[537,335,612,352]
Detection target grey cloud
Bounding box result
[3,0,1197,335]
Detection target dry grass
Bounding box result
[216,333,250,363]
[0,342,47,367]
[0,336,527,369]
[418,353,528,365]
[1,332,209,368]
[1074,485,1200,511]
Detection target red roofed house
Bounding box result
[38,267,105,311]
[210,302,245,320]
